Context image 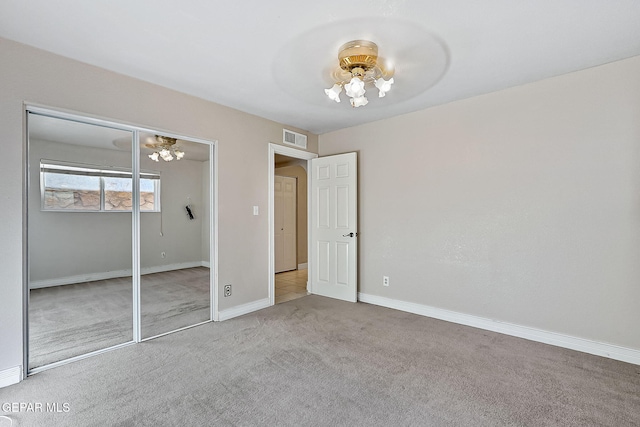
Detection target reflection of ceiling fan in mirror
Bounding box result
[144,135,184,162]
[112,133,210,162]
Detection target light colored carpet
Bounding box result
[140,267,210,339]
[5,295,640,426]
[29,267,210,368]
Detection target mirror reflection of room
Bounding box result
[27,113,213,371]
[28,113,135,369]
[139,133,211,339]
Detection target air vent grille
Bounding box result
[283,129,307,149]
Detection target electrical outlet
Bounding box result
[224,284,232,297]
[383,276,390,287]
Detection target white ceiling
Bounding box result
[3,1,640,134]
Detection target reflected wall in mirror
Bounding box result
[27,113,134,369]
[139,134,211,339]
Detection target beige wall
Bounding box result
[275,164,308,265]
[0,38,317,374]
[319,55,640,350]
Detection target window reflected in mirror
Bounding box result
[27,112,214,371]
[28,113,134,369]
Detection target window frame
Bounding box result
[40,159,161,213]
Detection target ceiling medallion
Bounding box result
[146,135,185,162]
[325,40,394,108]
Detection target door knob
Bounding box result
[342,232,357,237]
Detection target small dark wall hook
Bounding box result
[185,205,195,220]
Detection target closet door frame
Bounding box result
[23,104,218,377]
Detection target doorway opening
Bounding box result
[269,144,359,304]
[274,164,304,303]
[268,144,317,305]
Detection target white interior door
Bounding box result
[310,152,357,302]
[275,175,297,273]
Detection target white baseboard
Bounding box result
[141,262,205,276]
[297,263,308,270]
[0,366,22,388]
[30,261,210,289]
[218,298,271,321]
[358,293,640,366]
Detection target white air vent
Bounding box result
[283,129,307,149]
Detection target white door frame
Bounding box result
[268,144,317,306]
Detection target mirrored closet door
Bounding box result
[27,110,214,372]
[27,113,135,369]
[139,134,211,339]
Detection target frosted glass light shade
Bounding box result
[375,77,394,97]
[350,96,369,107]
[345,77,366,98]
[324,84,342,102]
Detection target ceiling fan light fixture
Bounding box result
[145,135,185,162]
[325,39,394,108]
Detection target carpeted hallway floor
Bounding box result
[3,295,639,426]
